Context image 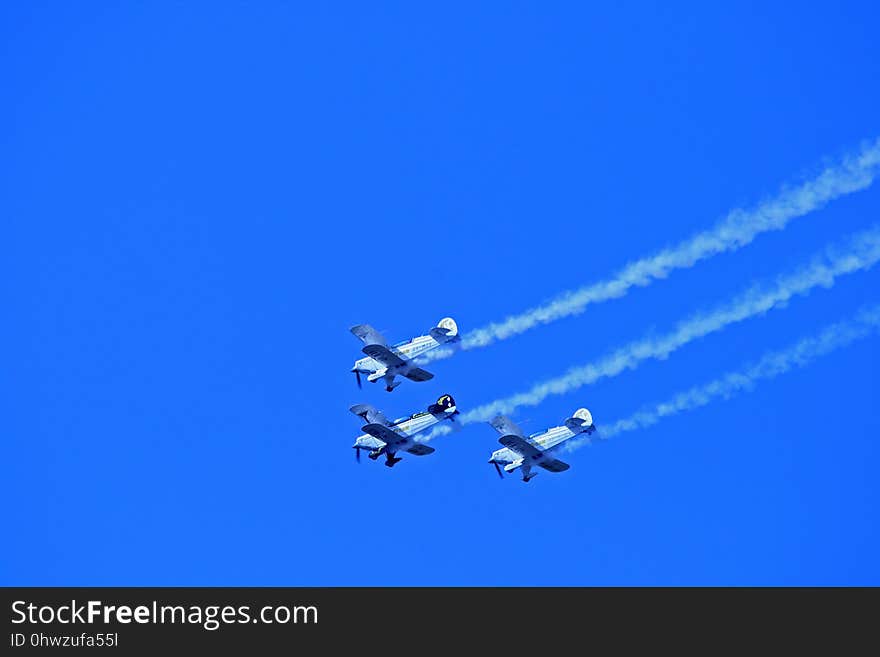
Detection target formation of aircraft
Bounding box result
[348,316,599,482]
[350,394,458,467]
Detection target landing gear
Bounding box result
[365,445,402,467]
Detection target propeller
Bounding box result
[490,460,504,479]
[354,371,362,389]
[354,446,362,463]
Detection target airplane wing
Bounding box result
[498,434,543,459]
[538,458,570,473]
[362,343,408,368]
[405,443,435,456]
[490,415,526,437]
[354,434,385,450]
[403,367,433,382]
[350,324,387,346]
[349,404,391,426]
[361,423,408,448]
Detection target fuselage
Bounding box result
[355,407,454,453]
[352,334,446,376]
[491,424,583,468]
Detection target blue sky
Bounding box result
[3,2,879,585]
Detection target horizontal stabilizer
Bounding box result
[564,417,590,432]
[538,458,570,473]
[406,444,435,456]
[351,324,387,346]
[429,327,453,341]
[403,367,434,382]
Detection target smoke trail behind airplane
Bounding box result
[456,225,880,424]
[562,302,880,453]
[419,138,880,364]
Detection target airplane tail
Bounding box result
[428,393,457,415]
[429,317,459,342]
[564,407,594,432]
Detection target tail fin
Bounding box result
[429,317,459,342]
[564,407,594,432]
[428,393,457,414]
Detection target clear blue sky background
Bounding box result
[3,2,879,585]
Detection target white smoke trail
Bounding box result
[562,303,880,453]
[419,424,454,442]
[419,138,880,364]
[455,225,880,425]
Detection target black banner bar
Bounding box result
[1,587,876,652]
